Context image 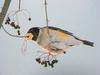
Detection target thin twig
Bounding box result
[1,24,25,38]
[44,0,48,27]
[44,0,50,35]
[19,0,21,10]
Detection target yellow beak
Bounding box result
[24,33,33,40]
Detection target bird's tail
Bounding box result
[72,35,94,47]
[80,40,94,47]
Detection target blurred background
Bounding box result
[0,0,100,75]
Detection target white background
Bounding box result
[0,0,99,75]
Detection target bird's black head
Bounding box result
[25,27,40,41]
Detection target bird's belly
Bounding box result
[37,36,70,54]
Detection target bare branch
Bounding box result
[0,0,11,29]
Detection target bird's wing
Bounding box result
[44,26,82,48]
[44,26,73,36]
[45,27,72,49]
[46,26,72,41]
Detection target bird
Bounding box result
[25,26,94,55]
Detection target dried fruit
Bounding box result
[16,25,20,29]
[17,30,20,35]
[36,58,41,63]
[28,17,31,21]
[10,22,15,27]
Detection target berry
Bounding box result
[28,17,31,21]
[54,60,58,63]
[36,58,41,63]
[16,25,20,29]
[17,30,20,35]
[44,61,47,67]
[10,22,15,27]
[50,63,54,68]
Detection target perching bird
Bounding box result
[25,26,94,55]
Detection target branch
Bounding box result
[0,0,11,29]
